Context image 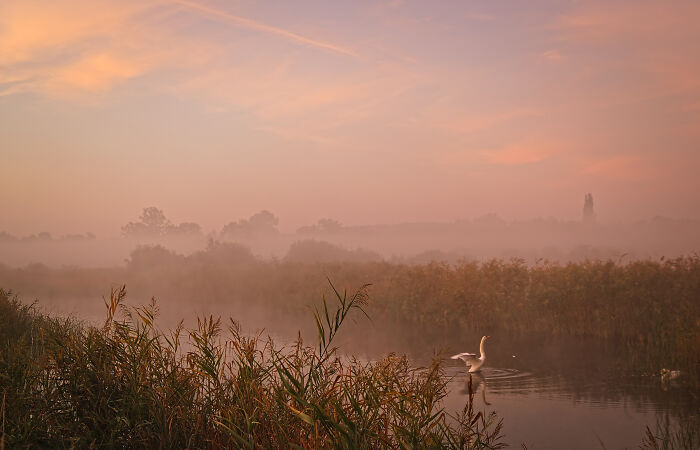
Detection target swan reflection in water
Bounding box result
[459,372,491,406]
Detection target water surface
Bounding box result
[439,350,697,449]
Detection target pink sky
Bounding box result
[1,0,699,235]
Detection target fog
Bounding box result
[1,205,699,269]
[3,2,700,446]
[0,203,696,350]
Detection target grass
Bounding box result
[2,251,698,386]
[11,250,700,384]
[640,414,700,450]
[0,284,504,449]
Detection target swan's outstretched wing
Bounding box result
[451,352,479,365]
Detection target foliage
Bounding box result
[0,286,504,449]
[1,254,698,385]
[640,414,699,450]
[285,240,382,263]
[221,210,280,238]
[122,207,202,238]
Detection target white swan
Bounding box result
[451,335,489,373]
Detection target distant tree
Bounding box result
[122,207,202,238]
[284,240,382,263]
[297,218,343,235]
[60,233,92,241]
[472,214,506,229]
[192,240,257,265]
[167,222,202,236]
[583,193,596,224]
[126,245,184,270]
[0,231,18,242]
[247,210,278,231]
[221,210,280,238]
[317,218,342,232]
[122,207,171,237]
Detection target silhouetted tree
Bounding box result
[0,232,18,242]
[284,240,382,263]
[122,207,202,238]
[168,222,202,236]
[583,193,596,224]
[192,240,257,265]
[122,207,171,237]
[126,245,184,270]
[297,218,343,234]
[221,210,279,238]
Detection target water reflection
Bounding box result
[457,372,491,405]
[442,358,697,449]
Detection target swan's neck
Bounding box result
[479,338,486,357]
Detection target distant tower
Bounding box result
[582,193,596,224]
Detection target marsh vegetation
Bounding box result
[1,249,698,448]
[2,248,698,385]
[0,286,504,448]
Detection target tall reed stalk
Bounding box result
[0,285,504,448]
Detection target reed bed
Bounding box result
[0,285,504,449]
[1,251,698,383]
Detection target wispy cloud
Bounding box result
[540,49,563,62]
[0,0,159,97]
[582,155,658,182]
[0,0,357,101]
[483,143,553,166]
[552,0,700,42]
[435,109,541,137]
[464,12,495,22]
[169,0,357,57]
[52,53,144,91]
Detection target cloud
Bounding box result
[464,12,495,22]
[435,109,541,137]
[0,0,159,97]
[552,0,700,42]
[582,156,658,182]
[52,53,144,91]
[540,49,563,62]
[547,0,700,108]
[0,0,356,101]
[0,1,134,65]
[483,144,553,166]
[168,0,357,57]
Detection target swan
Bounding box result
[660,368,681,382]
[451,335,489,373]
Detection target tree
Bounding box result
[582,193,596,224]
[122,207,202,238]
[221,210,280,238]
[247,210,279,232]
[168,222,202,236]
[122,207,171,237]
[297,218,343,235]
[140,207,170,229]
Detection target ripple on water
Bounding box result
[444,365,685,413]
[445,366,615,400]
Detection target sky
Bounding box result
[1,0,699,235]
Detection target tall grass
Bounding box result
[1,252,698,382]
[0,286,504,448]
[640,414,700,450]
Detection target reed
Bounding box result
[0,286,504,449]
[2,254,697,384]
[640,414,699,450]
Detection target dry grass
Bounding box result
[0,285,504,449]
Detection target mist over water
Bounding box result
[3,0,700,445]
[2,206,699,268]
[2,208,698,448]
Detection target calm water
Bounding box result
[433,339,699,449]
[46,301,698,448]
